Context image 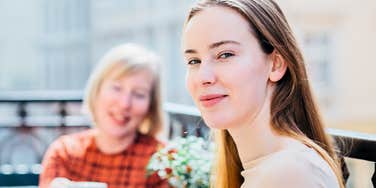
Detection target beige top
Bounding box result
[240,143,340,188]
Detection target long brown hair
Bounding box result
[184,0,344,187]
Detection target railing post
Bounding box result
[372,163,375,187]
[59,102,67,127]
[17,102,27,127]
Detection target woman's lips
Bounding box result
[110,113,130,126]
[199,94,228,108]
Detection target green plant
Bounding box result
[147,136,214,188]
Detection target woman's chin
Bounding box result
[99,125,130,138]
[105,130,127,138]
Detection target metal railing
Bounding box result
[0,91,375,187]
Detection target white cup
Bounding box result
[68,181,108,188]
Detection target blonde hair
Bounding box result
[83,43,163,137]
[185,0,344,187]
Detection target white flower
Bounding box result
[147,136,214,188]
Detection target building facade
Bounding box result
[0,0,193,104]
[0,1,375,187]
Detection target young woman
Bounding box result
[39,44,167,188]
[182,0,344,187]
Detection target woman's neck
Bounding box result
[94,129,137,154]
[227,90,284,167]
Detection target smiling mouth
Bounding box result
[110,113,131,125]
[199,94,228,108]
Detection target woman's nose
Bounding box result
[198,62,216,86]
[117,93,131,110]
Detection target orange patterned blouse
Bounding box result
[39,130,168,188]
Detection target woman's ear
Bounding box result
[269,52,287,82]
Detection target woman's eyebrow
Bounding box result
[184,49,197,54]
[184,40,240,54]
[209,40,240,49]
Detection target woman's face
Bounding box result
[94,69,153,139]
[182,6,272,129]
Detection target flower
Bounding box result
[147,136,214,188]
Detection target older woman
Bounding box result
[39,44,167,188]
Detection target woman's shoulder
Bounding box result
[265,149,321,177]
[46,129,95,157]
[241,148,339,188]
[266,147,326,170]
[133,133,164,153]
[136,133,164,145]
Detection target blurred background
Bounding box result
[0,0,375,187]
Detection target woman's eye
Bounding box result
[133,92,147,99]
[218,52,234,59]
[187,59,201,65]
[111,84,122,92]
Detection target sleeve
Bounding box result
[39,138,70,188]
[260,166,317,188]
[258,158,333,188]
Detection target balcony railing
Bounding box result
[0,91,375,187]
